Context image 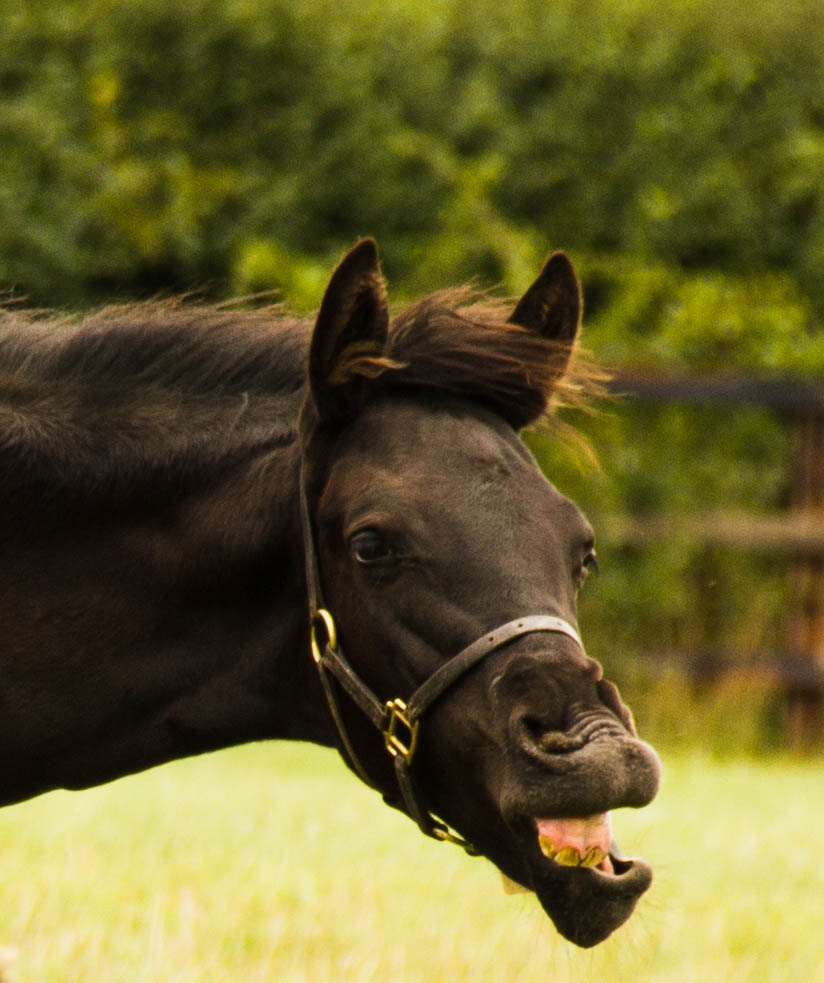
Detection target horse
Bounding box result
[0,239,660,948]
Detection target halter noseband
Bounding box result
[299,473,585,854]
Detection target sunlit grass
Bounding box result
[1,745,822,982]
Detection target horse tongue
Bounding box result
[537,813,613,868]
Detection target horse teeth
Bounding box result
[538,832,604,868]
[580,846,606,868]
[554,846,582,867]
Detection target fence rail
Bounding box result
[605,510,824,556]
[606,369,824,749]
[607,370,824,414]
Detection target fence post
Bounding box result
[788,412,824,749]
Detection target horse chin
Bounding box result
[494,813,653,947]
[530,851,653,947]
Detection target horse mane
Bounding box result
[0,300,311,500]
[0,299,308,398]
[1,285,594,412]
[379,288,596,430]
[0,287,597,499]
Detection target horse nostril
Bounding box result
[515,713,585,756]
[537,729,586,754]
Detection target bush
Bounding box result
[1,0,823,316]
[2,0,820,748]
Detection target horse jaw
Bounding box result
[493,810,653,947]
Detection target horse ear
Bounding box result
[309,238,390,421]
[508,252,581,375]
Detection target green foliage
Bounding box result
[578,254,822,375]
[524,249,816,739]
[528,395,793,730]
[2,0,823,314]
[1,0,821,746]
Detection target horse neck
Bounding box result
[0,414,335,806]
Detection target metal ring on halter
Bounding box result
[432,825,480,854]
[310,608,337,664]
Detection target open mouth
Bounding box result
[501,809,652,946]
[536,812,615,873]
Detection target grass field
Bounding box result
[1,744,822,982]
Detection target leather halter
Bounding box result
[299,468,585,854]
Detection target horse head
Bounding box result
[298,239,661,948]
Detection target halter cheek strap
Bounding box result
[299,472,586,853]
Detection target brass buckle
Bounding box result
[433,826,480,856]
[383,698,419,762]
[310,609,337,664]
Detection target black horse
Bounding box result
[0,240,660,948]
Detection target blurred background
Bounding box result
[2,0,822,754]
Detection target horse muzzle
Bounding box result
[494,717,660,946]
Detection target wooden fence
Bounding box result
[606,370,824,749]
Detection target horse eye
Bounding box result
[350,529,396,567]
[582,550,600,578]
